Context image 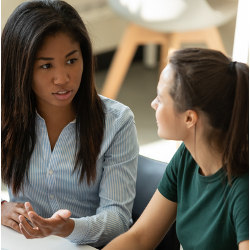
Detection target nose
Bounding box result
[53,67,69,85]
[151,98,157,110]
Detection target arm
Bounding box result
[233,175,249,249]
[239,240,249,250]
[103,190,177,250]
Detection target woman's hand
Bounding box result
[1,201,29,233]
[18,202,74,239]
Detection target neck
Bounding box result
[183,113,224,176]
[37,104,75,125]
[185,139,223,176]
[36,104,75,150]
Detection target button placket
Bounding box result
[47,153,56,204]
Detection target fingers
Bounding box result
[24,202,34,213]
[23,202,43,228]
[9,220,21,233]
[53,209,71,220]
[1,202,28,233]
[19,215,34,228]
[19,223,33,239]
[19,221,39,239]
[19,215,41,239]
[18,204,46,239]
[19,208,73,238]
[16,207,29,219]
[19,214,53,238]
[28,212,47,228]
[19,211,53,238]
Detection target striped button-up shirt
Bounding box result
[8,96,139,247]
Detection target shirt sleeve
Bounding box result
[158,143,185,202]
[231,174,249,244]
[66,108,139,247]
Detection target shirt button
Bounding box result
[49,169,53,175]
[50,194,54,199]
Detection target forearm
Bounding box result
[239,240,249,250]
[103,230,151,250]
[66,210,129,246]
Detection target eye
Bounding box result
[66,58,77,65]
[40,63,52,69]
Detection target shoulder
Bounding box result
[98,96,138,157]
[158,143,196,201]
[169,143,194,169]
[230,173,249,242]
[230,173,249,196]
[161,143,194,181]
[99,95,135,123]
[163,143,196,183]
[228,173,249,217]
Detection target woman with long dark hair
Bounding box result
[103,48,249,250]
[1,0,138,247]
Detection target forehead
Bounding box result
[37,32,80,54]
[158,64,175,92]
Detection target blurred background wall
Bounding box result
[1,0,236,56]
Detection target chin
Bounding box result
[158,130,171,140]
[157,130,165,139]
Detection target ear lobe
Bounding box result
[185,110,198,128]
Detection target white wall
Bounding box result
[232,0,249,63]
[1,0,24,28]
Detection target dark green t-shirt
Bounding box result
[158,143,249,250]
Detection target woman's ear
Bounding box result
[185,110,198,128]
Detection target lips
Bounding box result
[52,90,73,100]
[55,90,69,95]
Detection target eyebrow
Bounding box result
[36,50,79,60]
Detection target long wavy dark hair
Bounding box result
[1,0,105,194]
[169,48,249,180]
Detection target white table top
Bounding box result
[1,225,96,250]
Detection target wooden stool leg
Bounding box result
[204,27,226,55]
[163,33,184,69]
[159,39,170,73]
[101,24,138,99]
[167,27,226,56]
[102,23,171,99]
[167,33,186,53]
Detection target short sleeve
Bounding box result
[232,174,249,244]
[158,143,185,202]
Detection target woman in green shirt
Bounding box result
[103,48,249,250]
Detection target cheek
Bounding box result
[31,80,39,94]
[32,70,48,90]
[155,107,168,130]
[155,105,166,119]
[32,79,43,93]
[156,107,175,132]
[155,108,161,122]
[73,67,83,87]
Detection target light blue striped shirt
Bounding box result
[8,96,139,247]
